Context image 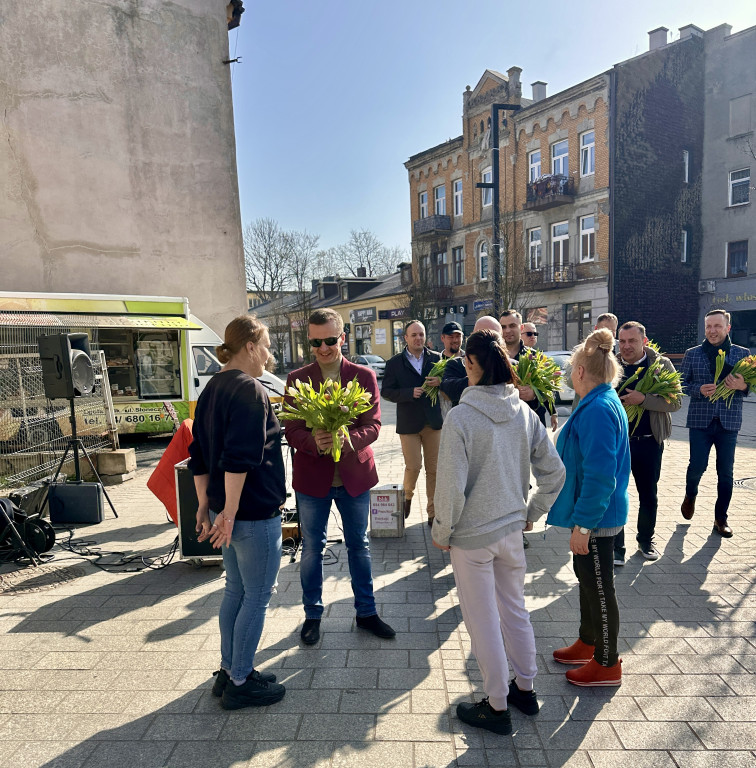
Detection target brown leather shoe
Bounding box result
[403,498,412,519]
[713,520,733,538]
[681,495,696,520]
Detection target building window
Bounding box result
[683,150,690,184]
[478,241,489,280]
[551,140,568,176]
[420,254,431,283]
[552,221,569,268]
[453,180,463,216]
[580,131,595,177]
[729,169,750,206]
[481,167,492,207]
[434,185,446,215]
[580,215,595,262]
[341,286,349,300]
[528,228,542,270]
[452,246,465,285]
[565,301,593,349]
[727,240,748,277]
[529,150,541,182]
[435,252,448,286]
[681,230,688,263]
[419,191,428,219]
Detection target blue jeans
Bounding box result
[685,420,738,522]
[214,513,281,682]
[297,488,376,620]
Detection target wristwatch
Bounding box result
[576,526,591,535]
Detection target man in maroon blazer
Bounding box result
[284,308,395,646]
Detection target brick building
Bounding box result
[405,24,741,352]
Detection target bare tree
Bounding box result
[243,218,291,301]
[287,230,321,361]
[335,229,398,277]
[398,246,442,326]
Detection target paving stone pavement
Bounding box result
[1,399,755,768]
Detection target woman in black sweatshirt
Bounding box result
[188,315,286,710]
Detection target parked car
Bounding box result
[352,354,386,378]
[258,370,286,412]
[543,350,574,404]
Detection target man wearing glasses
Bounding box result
[521,322,539,349]
[284,308,395,646]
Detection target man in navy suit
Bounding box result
[381,320,442,525]
[680,309,750,538]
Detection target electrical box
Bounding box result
[369,484,405,538]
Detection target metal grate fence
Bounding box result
[0,316,118,489]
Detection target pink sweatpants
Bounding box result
[450,529,537,711]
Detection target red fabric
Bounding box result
[147,419,194,525]
[284,359,380,498]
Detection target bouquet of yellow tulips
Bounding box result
[514,350,562,412]
[279,378,374,462]
[617,360,683,435]
[709,354,756,406]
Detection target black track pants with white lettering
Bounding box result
[573,535,619,667]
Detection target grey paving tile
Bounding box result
[670,655,750,674]
[165,741,257,767]
[653,674,738,696]
[414,741,458,768]
[669,752,756,768]
[379,669,445,690]
[0,690,68,714]
[706,695,756,721]
[143,713,226,740]
[330,741,414,767]
[82,741,175,768]
[586,751,677,768]
[0,740,97,768]
[613,721,704,750]
[720,675,756,695]
[634,695,719,721]
[375,713,450,742]
[299,713,375,740]
[544,750,593,767]
[220,713,302,741]
[311,667,377,689]
[347,650,409,668]
[245,741,333,767]
[565,694,645,720]
[282,649,348,668]
[340,689,410,714]
[0,713,152,742]
[261,688,341,714]
[535,720,622,749]
[690,721,756,750]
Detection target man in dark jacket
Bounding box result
[381,320,442,525]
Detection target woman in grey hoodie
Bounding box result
[432,330,566,735]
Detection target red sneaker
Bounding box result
[566,658,622,687]
[553,639,595,665]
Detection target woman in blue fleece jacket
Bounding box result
[548,328,630,687]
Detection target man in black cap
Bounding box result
[439,321,465,418]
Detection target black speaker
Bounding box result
[48,482,104,525]
[38,333,95,400]
[175,459,220,559]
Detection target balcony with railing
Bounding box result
[523,175,575,211]
[413,214,452,238]
[525,261,608,290]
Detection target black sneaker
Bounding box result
[506,679,539,715]
[221,670,286,710]
[300,618,321,645]
[212,668,277,697]
[456,697,512,735]
[356,614,396,639]
[638,543,660,561]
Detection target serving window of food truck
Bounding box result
[100,328,182,401]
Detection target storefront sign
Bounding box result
[375,328,386,345]
[350,307,377,323]
[379,307,408,319]
[473,300,494,311]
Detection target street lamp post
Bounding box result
[476,102,522,316]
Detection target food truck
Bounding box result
[0,292,223,436]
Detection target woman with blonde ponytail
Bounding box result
[547,328,630,687]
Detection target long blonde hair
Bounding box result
[216,315,268,364]
[570,328,620,387]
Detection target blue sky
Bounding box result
[230,1,754,254]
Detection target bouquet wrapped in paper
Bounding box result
[514,350,562,413]
[709,354,756,406]
[279,378,373,462]
[420,356,451,406]
[616,359,683,435]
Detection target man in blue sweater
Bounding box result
[680,309,750,538]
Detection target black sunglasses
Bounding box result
[524,331,539,337]
[309,336,340,348]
